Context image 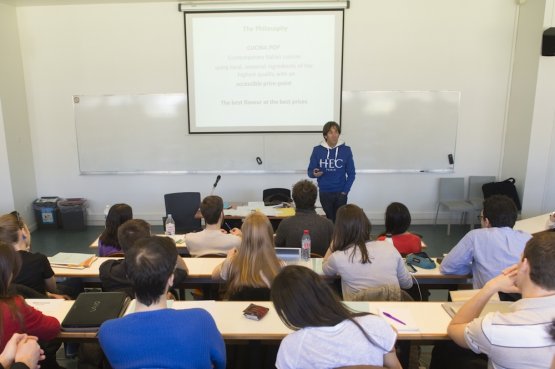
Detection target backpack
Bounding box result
[482,177,522,210]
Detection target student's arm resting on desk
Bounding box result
[211,248,236,280]
[447,265,519,349]
[321,249,338,276]
[395,255,413,289]
[439,234,474,275]
[19,298,60,342]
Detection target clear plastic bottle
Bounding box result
[165,214,176,236]
[301,229,311,261]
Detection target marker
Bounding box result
[383,312,406,325]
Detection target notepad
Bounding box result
[378,307,420,331]
[49,252,97,269]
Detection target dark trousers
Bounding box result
[319,191,347,223]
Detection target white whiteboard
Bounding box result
[74,91,458,174]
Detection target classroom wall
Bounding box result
[0,3,37,221]
[522,0,555,217]
[9,0,553,224]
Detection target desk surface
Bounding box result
[51,256,470,285]
[514,212,552,234]
[27,299,452,341]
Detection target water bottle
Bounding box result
[165,214,176,236]
[301,230,311,261]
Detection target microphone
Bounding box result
[210,175,221,195]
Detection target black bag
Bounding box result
[482,177,521,210]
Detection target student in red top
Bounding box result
[0,242,60,368]
[377,202,422,257]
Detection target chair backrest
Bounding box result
[438,177,465,202]
[262,188,292,205]
[468,176,496,201]
[164,192,201,233]
[228,286,271,301]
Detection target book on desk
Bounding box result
[49,252,98,269]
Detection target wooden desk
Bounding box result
[52,257,470,286]
[27,299,452,341]
[514,212,552,234]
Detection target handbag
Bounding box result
[482,177,521,210]
[406,252,437,270]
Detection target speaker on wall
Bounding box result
[542,27,555,56]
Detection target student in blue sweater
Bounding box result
[308,121,356,222]
[98,236,226,369]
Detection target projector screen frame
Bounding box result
[183,9,345,134]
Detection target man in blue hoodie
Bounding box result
[307,121,356,222]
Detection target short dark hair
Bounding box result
[482,195,518,228]
[385,202,411,235]
[322,121,341,138]
[332,204,371,263]
[117,219,150,253]
[292,180,317,210]
[0,242,21,296]
[125,236,177,306]
[271,265,376,345]
[522,232,555,290]
[200,196,223,225]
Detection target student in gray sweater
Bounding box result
[274,180,334,256]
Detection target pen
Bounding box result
[383,311,406,325]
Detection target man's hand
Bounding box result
[312,168,323,177]
[484,264,520,294]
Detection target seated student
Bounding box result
[184,195,241,256]
[271,265,402,369]
[98,203,132,256]
[0,243,60,369]
[447,232,555,369]
[99,219,188,298]
[0,333,44,369]
[0,212,66,299]
[440,195,532,289]
[98,236,226,369]
[212,211,284,300]
[376,202,422,256]
[322,204,413,300]
[274,180,334,256]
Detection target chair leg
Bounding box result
[434,204,440,225]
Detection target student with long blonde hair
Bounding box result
[212,211,284,299]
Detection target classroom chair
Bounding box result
[163,192,202,233]
[434,178,475,235]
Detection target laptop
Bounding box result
[62,292,130,332]
[275,247,302,262]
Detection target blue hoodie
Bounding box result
[307,140,356,193]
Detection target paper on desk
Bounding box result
[124,299,175,315]
[49,253,97,269]
[27,298,65,312]
[378,307,419,331]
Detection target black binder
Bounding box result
[61,292,130,332]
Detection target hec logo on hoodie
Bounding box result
[319,158,344,171]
